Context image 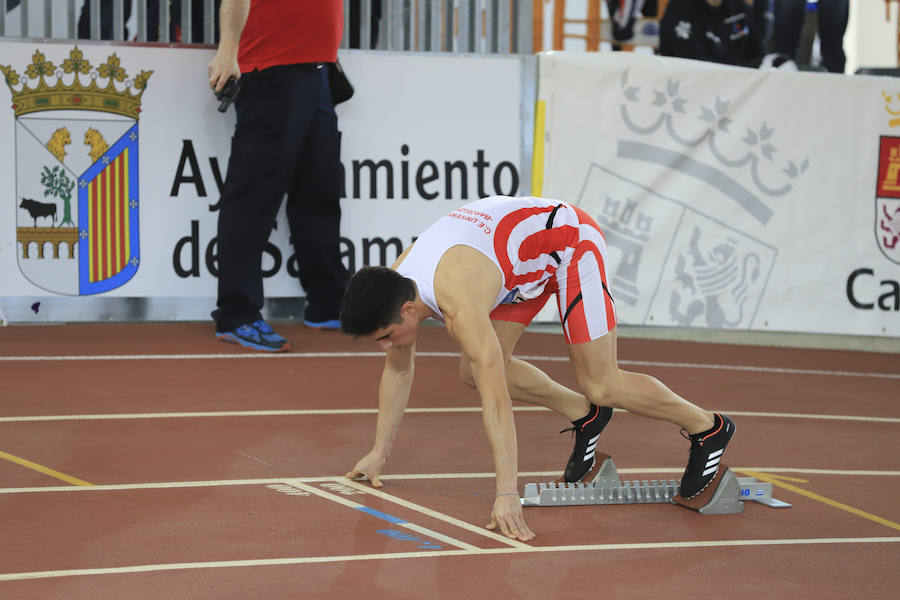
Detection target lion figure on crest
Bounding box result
[46,127,71,163]
[84,127,109,164]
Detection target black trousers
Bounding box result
[212,63,349,332]
[772,0,848,73]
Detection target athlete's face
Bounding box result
[369,303,418,351]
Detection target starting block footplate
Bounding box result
[521,456,791,514]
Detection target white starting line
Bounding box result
[0,350,897,381]
[1,536,897,582]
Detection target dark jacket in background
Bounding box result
[659,0,764,68]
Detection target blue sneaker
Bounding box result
[251,319,289,345]
[216,320,290,352]
[303,318,340,330]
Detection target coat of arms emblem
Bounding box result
[2,47,152,294]
[876,136,900,266]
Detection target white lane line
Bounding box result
[0,549,472,582]
[0,352,410,361]
[2,408,897,424]
[736,468,900,476]
[2,468,899,495]
[283,480,476,551]
[603,359,899,380]
[0,537,897,582]
[377,467,900,480]
[1,351,897,380]
[712,411,900,424]
[338,477,532,549]
[0,352,394,360]
[0,407,531,423]
[0,477,329,494]
[0,409,379,422]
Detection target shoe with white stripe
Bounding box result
[559,404,614,483]
[678,413,736,499]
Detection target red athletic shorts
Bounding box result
[489,206,616,344]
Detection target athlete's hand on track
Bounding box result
[486,494,535,541]
[344,449,387,488]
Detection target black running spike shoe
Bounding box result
[678,413,736,499]
[560,404,614,483]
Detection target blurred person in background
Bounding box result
[76,0,220,43]
[771,0,848,73]
[659,0,794,69]
[348,0,382,49]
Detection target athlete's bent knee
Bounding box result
[579,373,624,408]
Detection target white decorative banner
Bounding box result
[534,52,899,337]
[0,41,524,300]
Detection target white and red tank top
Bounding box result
[396,196,582,320]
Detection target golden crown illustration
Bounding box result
[1,47,152,119]
[619,72,809,203]
[881,90,900,128]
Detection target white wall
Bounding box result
[846,0,899,72]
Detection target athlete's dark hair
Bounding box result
[340,266,417,336]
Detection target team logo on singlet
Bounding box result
[500,288,525,304]
[2,47,152,295]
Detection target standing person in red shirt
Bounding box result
[208,0,350,351]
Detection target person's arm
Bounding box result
[437,247,535,541]
[345,244,417,485]
[345,343,415,487]
[208,0,250,92]
[445,307,533,540]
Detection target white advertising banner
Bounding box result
[0,41,524,301]
[534,52,900,337]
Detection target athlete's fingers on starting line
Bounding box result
[486,518,515,539]
[490,513,534,541]
[344,471,383,488]
[515,518,535,541]
[504,518,522,540]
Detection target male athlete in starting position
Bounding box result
[340,196,735,541]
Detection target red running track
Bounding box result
[0,322,898,599]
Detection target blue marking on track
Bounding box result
[354,505,407,525]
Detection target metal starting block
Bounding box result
[521,455,791,514]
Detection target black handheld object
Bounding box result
[216,77,241,113]
[327,61,354,105]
